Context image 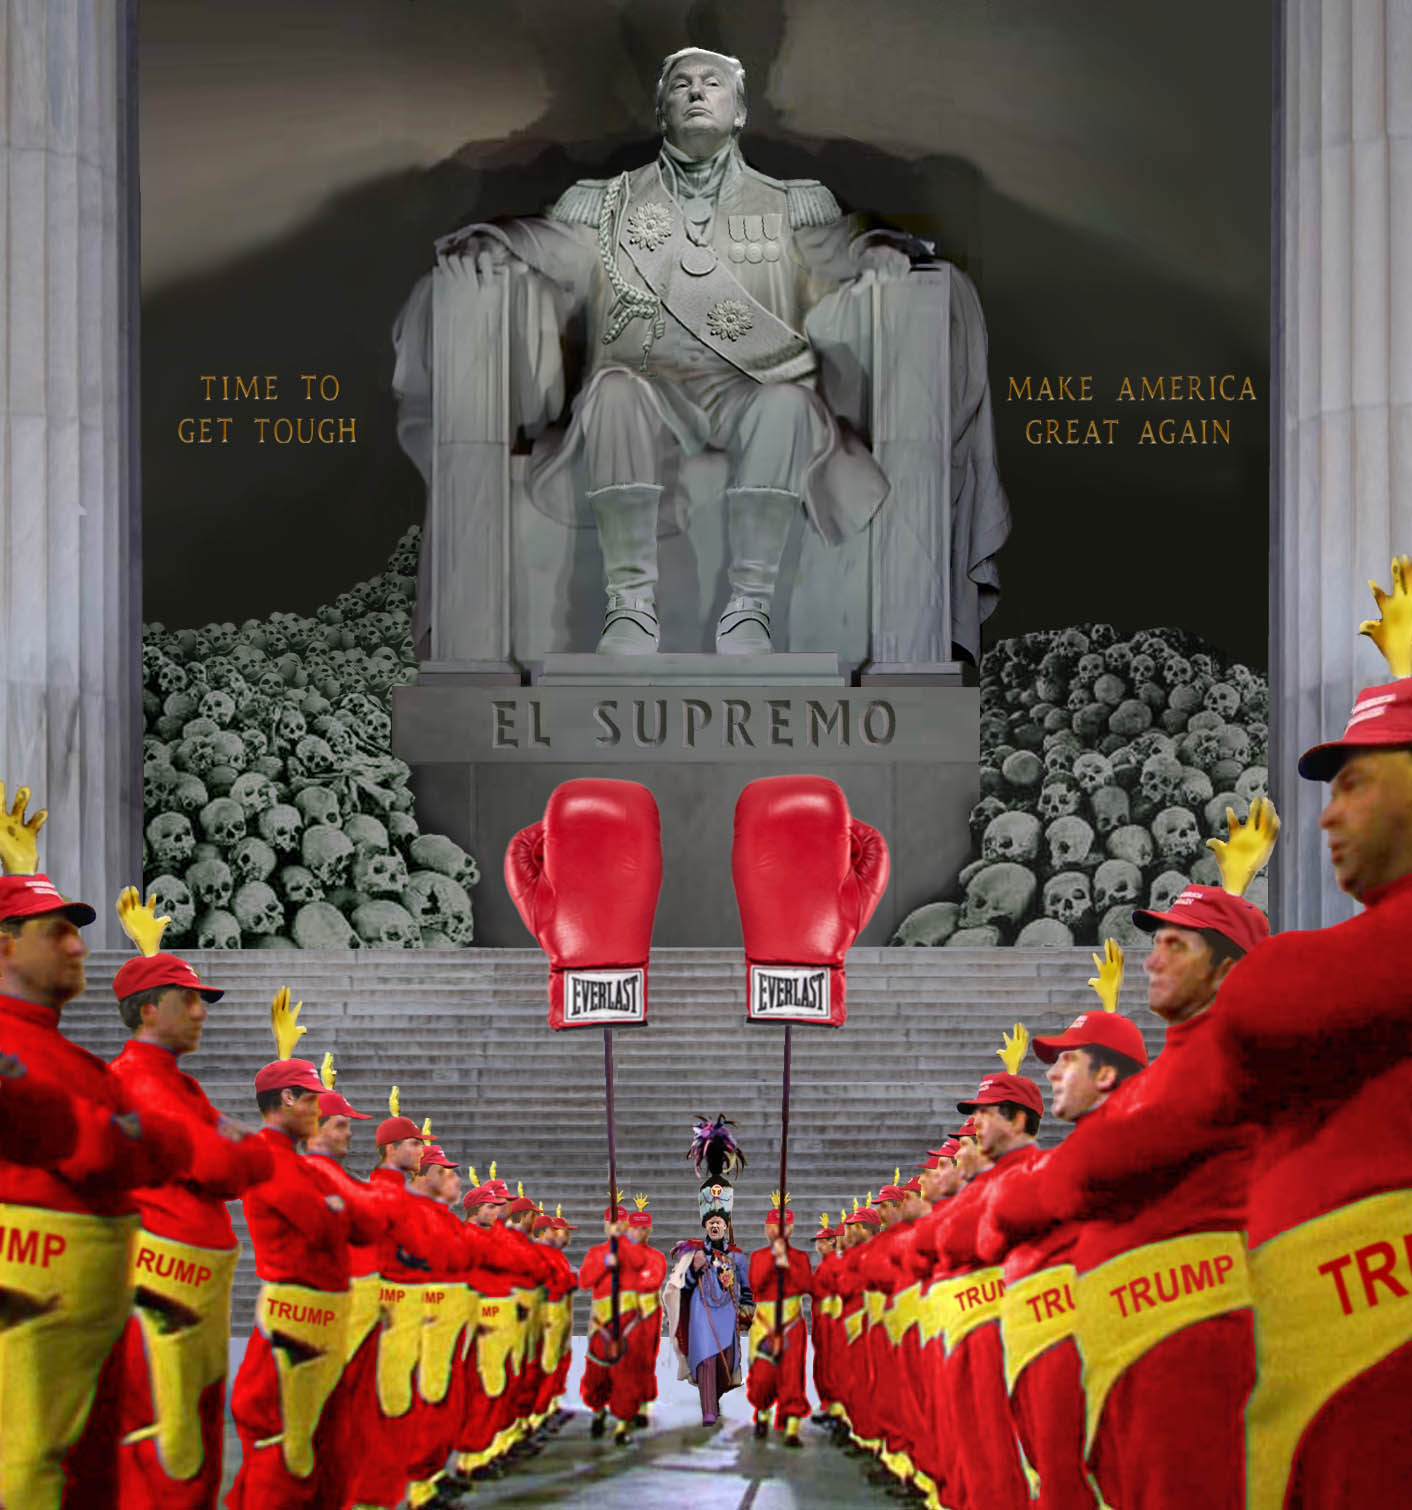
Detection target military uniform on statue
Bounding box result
[666,1116,754,1425]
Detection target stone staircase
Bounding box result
[64,947,1163,1328]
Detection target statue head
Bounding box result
[655,47,747,159]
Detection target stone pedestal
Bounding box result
[392,680,979,946]
[0,0,139,939]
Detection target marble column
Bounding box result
[1271,0,1412,929]
[0,0,141,943]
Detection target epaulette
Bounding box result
[784,179,842,228]
[549,179,610,226]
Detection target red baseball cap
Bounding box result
[0,874,94,927]
[957,1072,1045,1118]
[763,1208,795,1225]
[1132,883,1269,956]
[506,1195,536,1214]
[532,1213,555,1233]
[937,1138,961,1158]
[317,1090,368,1119]
[956,1118,978,1138]
[627,1209,656,1228]
[254,1059,325,1096]
[876,1185,905,1203]
[464,1181,511,1208]
[555,1215,578,1230]
[901,1177,923,1194]
[845,1207,882,1227]
[112,953,224,1004]
[420,1144,458,1170]
[1298,678,1412,780]
[601,1204,630,1222]
[1033,1010,1150,1067]
[375,1115,426,1147]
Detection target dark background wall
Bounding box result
[139,0,1271,667]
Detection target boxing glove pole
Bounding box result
[775,1023,792,1347]
[604,1027,621,1352]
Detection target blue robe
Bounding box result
[678,1241,752,1380]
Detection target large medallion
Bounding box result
[680,244,718,276]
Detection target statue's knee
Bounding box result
[584,368,652,420]
[740,383,818,443]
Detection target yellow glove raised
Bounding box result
[1087,938,1124,1013]
[1358,554,1412,678]
[269,986,306,1060]
[997,1023,1030,1075]
[1206,796,1281,897]
[115,885,171,957]
[0,782,47,876]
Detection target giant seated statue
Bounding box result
[391,47,1010,676]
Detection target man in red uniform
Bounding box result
[529,1208,578,1429]
[0,869,197,1509]
[809,1217,843,1429]
[623,1195,668,1429]
[1210,647,1412,1507]
[579,1201,656,1444]
[226,1017,387,1510]
[747,1199,813,1445]
[109,943,275,1510]
[980,949,1148,1510]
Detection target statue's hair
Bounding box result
[655,47,747,134]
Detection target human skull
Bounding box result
[156,660,189,696]
[241,726,270,763]
[230,836,278,886]
[1243,686,1270,723]
[959,862,1037,934]
[273,706,307,748]
[1104,643,1133,676]
[1186,710,1224,736]
[1072,703,1109,740]
[309,714,356,762]
[228,772,278,821]
[982,811,1042,865]
[1168,683,1204,718]
[1001,750,1044,792]
[343,814,390,854]
[1072,752,1112,795]
[1190,853,1222,886]
[1107,824,1155,869]
[1148,870,1191,913]
[1043,739,1079,776]
[1235,766,1268,805]
[185,856,233,911]
[147,812,196,870]
[946,926,1003,947]
[1075,652,1104,685]
[146,875,195,939]
[1205,682,1240,719]
[169,774,210,817]
[1055,627,1090,662]
[969,796,1008,839]
[258,803,304,854]
[1109,700,1154,738]
[1205,792,1249,837]
[1092,672,1127,708]
[291,901,360,949]
[1097,904,1150,949]
[278,865,324,906]
[1179,767,1214,808]
[199,797,247,848]
[231,880,284,937]
[387,811,420,846]
[291,735,338,778]
[1015,917,1075,947]
[400,871,475,946]
[195,908,241,950]
[295,786,341,832]
[302,825,354,889]
[1037,774,1083,824]
[1139,754,1185,810]
[1152,807,1202,867]
[175,732,220,780]
[1216,724,1252,765]
[890,901,961,946]
[353,848,409,898]
[407,834,479,890]
[352,899,421,948]
[1090,785,1131,838]
[205,765,239,798]
[198,689,236,727]
[1046,815,1096,870]
[1094,857,1142,913]
[1043,871,1093,930]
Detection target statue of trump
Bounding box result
[393,47,1008,660]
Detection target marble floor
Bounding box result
[219,1340,891,1508]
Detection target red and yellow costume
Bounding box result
[579,1208,658,1426]
[746,1215,813,1433]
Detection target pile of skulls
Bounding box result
[892,623,1270,948]
[139,525,479,950]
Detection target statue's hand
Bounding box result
[436,232,512,289]
[854,244,913,286]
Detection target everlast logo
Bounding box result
[136,1246,212,1289]
[562,969,645,1024]
[0,1224,66,1268]
[1108,1253,1236,1318]
[749,966,830,1021]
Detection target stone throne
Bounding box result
[393,257,1006,685]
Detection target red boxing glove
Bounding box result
[731,775,889,1026]
[505,779,662,1029]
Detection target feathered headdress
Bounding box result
[688,1113,746,1178]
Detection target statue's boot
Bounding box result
[715,487,799,655]
[590,483,662,654]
